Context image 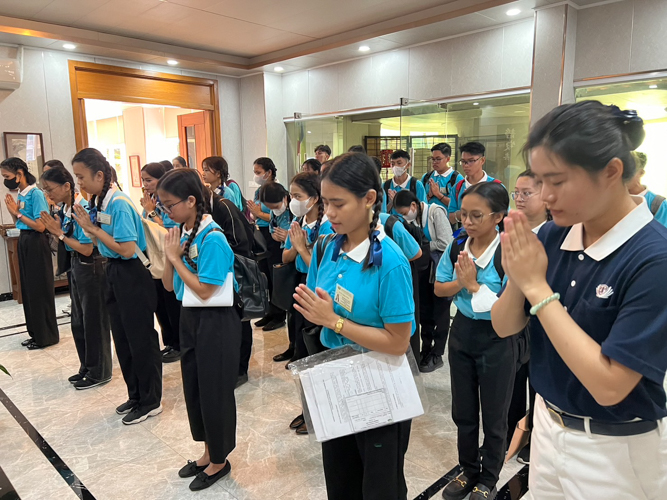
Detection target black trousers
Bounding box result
[409,262,421,364]
[106,258,162,409]
[154,278,181,351]
[70,253,112,382]
[321,420,412,500]
[289,272,310,361]
[17,231,59,346]
[418,267,452,357]
[448,312,516,487]
[180,306,241,463]
[257,225,286,322]
[239,321,253,376]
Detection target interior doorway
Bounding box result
[177,110,214,173]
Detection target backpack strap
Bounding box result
[423,170,434,186]
[409,177,418,195]
[384,215,399,240]
[383,179,392,194]
[651,195,665,216]
[493,243,505,282]
[448,234,467,266]
[454,179,466,202]
[447,171,459,191]
[315,234,336,269]
[492,178,503,185]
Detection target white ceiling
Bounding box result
[0,0,617,77]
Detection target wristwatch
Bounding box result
[58,234,65,241]
[16,213,22,219]
[147,211,158,219]
[334,317,345,334]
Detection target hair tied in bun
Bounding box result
[609,105,645,150]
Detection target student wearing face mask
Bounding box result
[2,157,59,350]
[394,190,453,373]
[282,172,333,434]
[383,150,427,214]
[247,158,287,331]
[259,181,293,350]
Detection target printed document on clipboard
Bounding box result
[297,349,424,442]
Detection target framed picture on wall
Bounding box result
[3,132,45,178]
[129,155,141,188]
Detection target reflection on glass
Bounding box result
[186,125,197,171]
[576,78,667,197]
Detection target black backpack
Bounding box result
[384,177,418,213]
[448,233,504,281]
[384,215,431,272]
[422,170,459,198]
[650,195,666,216]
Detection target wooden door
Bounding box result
[178,111,214,172]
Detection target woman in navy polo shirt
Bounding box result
[493,101,667,498]
[293,152,415,500]
[1,157,59,349]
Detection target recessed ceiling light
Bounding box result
[167,59,178,66]
[649,84,658,89]
[358,45,370,52]
[307,131,312,134]
[473,102,479,106]
[506,8,521,16]
[63,43,77,50]
[274,66,284,72]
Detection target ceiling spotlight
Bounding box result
[358,45,370,52]
[307,131,312,134]
[63,43,77,50]
[506,8,521,16]
[473,102,479,106]
[167,59,178,65]
[649,84,658,89]
[274,66,284,72]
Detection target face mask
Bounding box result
[272,203,286,217]
[392,166,407,178]
[254,174,268,186]
[405,208,418,222]
[4,177,19,190]
[289,197,312,218]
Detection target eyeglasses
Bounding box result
[459,157,483,167]
[157,199,185,214]
[428,157,447,163]
[460,211,496,224]
[511,191,538,201]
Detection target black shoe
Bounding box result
[235,374,248,388]
[116,399,139,415]
[26,341,43,350]
[21,338,32,347]
[289,414,305,430]
[517,443,530,465]
[122,404,163,425]
[189,461,231,491]
[470,484,497,500]
[178,460,209,478]
[74,377,111,390]
[295,422,308,435]
[419,353,444,373]
[68,372,86,384]
[273,347,294,362]
[160,346,171,355]
[254,316,271,328]
[263,319,286,332]
[162,348,182,363]
[442,473,478,500]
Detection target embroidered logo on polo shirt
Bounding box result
[595,284,614,299]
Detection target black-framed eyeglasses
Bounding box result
[459,157,483,167]
[460,211,496,224]
[428,157,447,163]
[511,191,538,201]
[157,200,185,214]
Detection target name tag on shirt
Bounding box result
[98,213,112,225]
[334,284,354,313]
[18,201,25,210]
[189,243,198,259]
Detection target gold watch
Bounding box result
[334,317,345,334]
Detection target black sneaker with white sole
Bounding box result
[517,443,530,465]
[122,404,163,425]
[73,377,111,390]
[68,372,86,384]
[115,399,139,415]
[419,353,444,373]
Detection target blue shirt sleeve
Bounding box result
[600,256,667,385]
[435,241,454,282]
[388,221,420,260]
[379,264,415,324]
[416,181,428,204]
[197,232,234,286]
[654,201,667,228]
[29,189,49,219]
[111,203,139,243]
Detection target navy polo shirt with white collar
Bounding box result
[528,197,667,422]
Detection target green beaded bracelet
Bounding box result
[530,293,561,316]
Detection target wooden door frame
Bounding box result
[68,60,222,155]
[178,111,213,172]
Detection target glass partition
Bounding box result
[576,77,667,196]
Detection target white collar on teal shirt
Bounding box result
[99,186,118,211]
[432,167,453,178]
[464,171,489,189]
[182,214,214,237]
[463,233,500,269]
[560,196,652,262]
[303,214,328,229]
[19,184,36,196]
[342,224,387,263]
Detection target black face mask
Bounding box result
[4,177,19,190]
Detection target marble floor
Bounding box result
[0,294,523,500]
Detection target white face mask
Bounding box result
[392,166,407,178]
[254,173,268,186]
[271,202,287,216]
[405,207,418,222]
[289,197,312,218]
